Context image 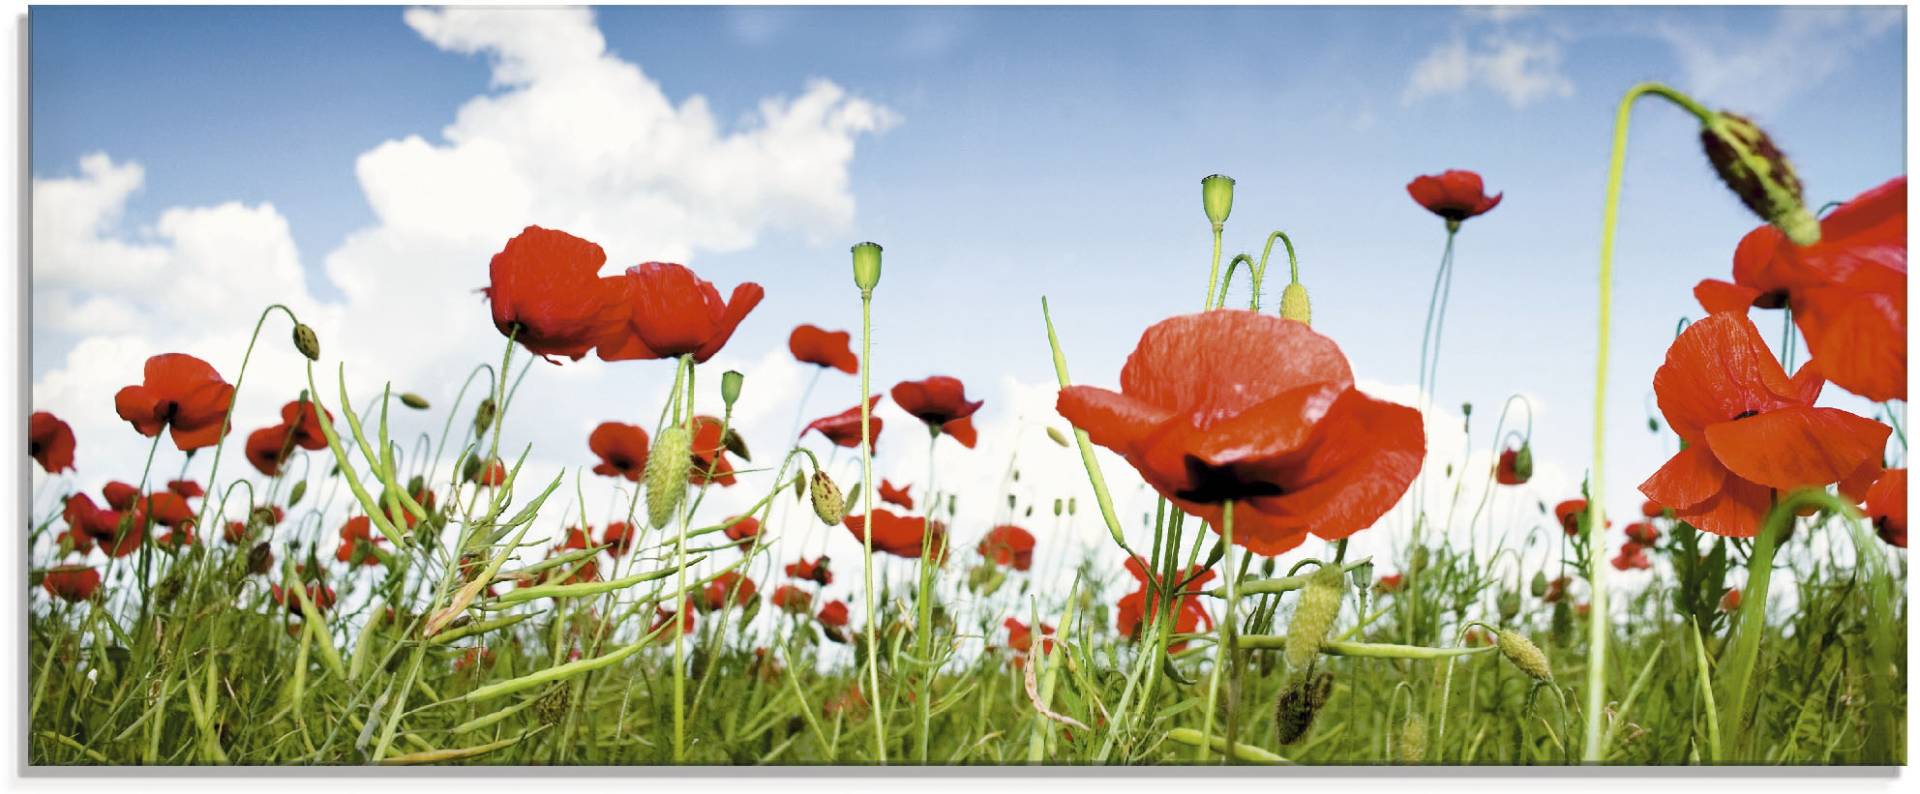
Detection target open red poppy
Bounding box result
[483,226,627,362]
[1639,312,1889,538]
[978,524,1036,571]
[942,416,978,449]
[272,581,337,612]
[1867,468,1906,548]
[1375,573,1405,594]
[1611,541,1651,571]
[335,516,385,566]
[789,324,858,374]
[816,599,850,628]
[878,479,914,510]
[844,509,949,561]
[1058,310,1423,556]
[688,416,739,486]
[1720,588,1742,612]
[166,479,204,499]
[772,584,815,615]
[699,571,757,611]
[1003,617,1056,667]
[603,522,636,556]
[1114,555,1214,652]
[1553,499,1590,537]
[1407,169,1502,224]
[29,411,75,474]
[140,492,195,527]
[1624,521,1659,545]
[246,425,293,476]
[722,515,762,551]
[1694,177,1906,401]
[42,565,102,603]
[63,494,120,544]
[786,556,832,586]
[596,262,764,364]
[804,396,883,448]
[277,400,332,451]
[471,458,509,487]
[1640,500,1666,519]
[102,481,139,511]
[114,353,235,451]
[891,376,984,430]
[589,422,650,481]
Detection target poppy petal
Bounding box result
[1639,444,1727,511]
[1703,406,1890,491]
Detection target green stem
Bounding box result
[915,431,938,763]
[857,288,888,764]
[671,355,694,763]
[1196,501,1236,762]
[1203,223,1224,309]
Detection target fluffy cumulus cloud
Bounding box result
[1403,34,1574,108]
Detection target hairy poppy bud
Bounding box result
[1530,570,1548,598]
[1397,713,1428,764]
[1550,599,1574,646]
[1699,111,1820,246]
[248,542,274,576]
[473,398,497,435]
[1201,174,1235,229]
[646,425,692,529]
[1052,498,1063,517]
[287,480,307,508]
[1497,629,1553,681]
[461,455,483,484]
[1279,282,1311,324]
[1286,563,1346,671]
[533,684,571,726]
[721,370,744,409]
[810,469,846,525]
[851,242,883,292]
[1273,669,1333,745]
[399,392,430,410]
[792,471,807,503]
[1497,590,1520,622]
[292,323,321,361]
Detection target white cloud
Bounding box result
[1655,7,1902,114]
[1403,35,1574,108]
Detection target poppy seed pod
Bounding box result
[810,469,846,526]
[1699,111,1820,246]
[399,392,430,410]
[1285,563,1347,671]
[1272,669,1333,745]
[1279,282,1311,324]
[646,425,692,529]
[292,323,321,361]
[851,242,883,292]
[1201,174,1235,228]
[1497,629,1553,681]
[721,370,744,409]
[1398,714,1428,764]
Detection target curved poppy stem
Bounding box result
[1212,254,1256,311]
[857,286,888,764]
[1255,230,1301,312]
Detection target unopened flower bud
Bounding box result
[843,482,862,513]
[1497,629,1553,681]
[810,469,846,526]
[1498,590,1520,622]
[721,370,744,409]
[1046,426,1070,447]
[792,471,807,503]
[287,480,307,508]
[851,242,883,292]
[248,542,274,576]
[1201,174,1235,229]
[1530,570,1549,598]
[1279,282,1311,324]
[1700,111,1820,246]
[292,323,321,361]
[646,425,692,529]
[473,398,497,435]
[1285,563,1346,671]
[400,392,430,410]
[1272,669,1333,745]
[1397,713,1428,764]
[1513,442,1534,482]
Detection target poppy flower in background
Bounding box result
[1543,576,1571,603]
[1407,169,1503,224]
[688,416,739,486]
[63,494,116,541]
[1611,542,1651,571]
[1641,500,1666,519]
[1694,177,1907,402]
[645,599,696,640]
[803,396,884,449]
[596,262,764,364]
[483,226,626,362]
[602,522,636,556]
[891,376,984,432]
[1624,521,1659,545]
[114,353,235,451]
[1057,311,1424,557]
[771,584,815,615]
[722,515,762,551]
[1464,627,1492,647]
[1003,617,1056,667]
[1494,447,1530,485]
[454,647,495,675]
[42,565,102,603]
[942,416,978,449]
[699,571,757,611]
[1867,468,1906,548]
[335,516,385,566]
[1554,499,1594,537]
[101,520,145,558]
[1639,312,1889,538]
[158,523,198,548]
[816,600,851,631]
[471,458,509,487]
[977,525,1036,571]
[786,556,832,586]
[1374,573,1405,595]
[271,581,337,612]
[823,683,868,718]
[57,527,95,555]
[29,412,75,474]
[1720,588,1743,613]
[878,479,914,510]
[245,425,294,476]
[789,324,859,374]
[102,481,139,511]
[166,480,204,499]
[556,526,594,551]
[588,422,650,481]
[140,492,195,528]
[844,509,949,561]
[1115,555,1214,653]
[277,400,332,451]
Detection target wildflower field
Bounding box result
[23,70,1908,767]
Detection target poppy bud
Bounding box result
[1513,442,1534,482]
[1497,629,1553,682]
[1052,498,1063,517]
[400,392,430,410]
[1549,599,1573,646]
[1067,497,1076,516]
[474,398,497,435]
[1279,282,1311,325]
[248,542,274,576]
[1409,545,1430,576]
[1285,563,1346,672]
[792,471,807,503]
[1699,111,1820,246]
[1272,669,1333,745]
[1530,570,1548,598]
[461,455,484,485]
[721,370,744,409]
[851,242,883,292]
[1497,590,1520,622]
[1046,426,1070,447]
[1201,174,1235,229]
[292,323,321,361]
[533,684,571,726]
[810,469,846,526]
[722,427,751,462]
[1397,713,1428,764]
[646,425,692,529]
[843,482,862,514]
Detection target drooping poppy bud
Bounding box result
[1497,590,1520,622]
[646,425,692,529]
[1272,669,1333,745]
[473,398,497,435]
[1529,570,1548,598]
[1497,629,1553,681]
[1285,563,1346,672]
[292,323,321,361]
[1279,282,1311,324]
[1046,426,1070,447]
[288,480,307,507]
[810,469,846,526]
[851,242,883,292]
[400,392,430,410]
[1699,111,1820,246]
[1201,174,1234,229]
[1397,713,1428,764]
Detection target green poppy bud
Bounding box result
[810,469,846,526]
[1699,111,1820,246]
[1046,426,1070,447]
[1513,442,1535,481]
[721,370,744,409]
[1201,174,1235,229]
[473,398,496,435]
[399,392,430,410]
[292,323,321,361]
[287,480,307,508]
[1497,629,1553,681]
[646,426,692,529]
[1498,590,1521,622]
[1530,570,1549,598]
[1279,282,1311,324]
[851,242,883,292]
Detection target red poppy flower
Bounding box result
[588,422,650,482]
[602,522,636,556]
[1720,588,1742,613]
[272,581,337,612]
[823,683,868,718]
[786,556,832,586]
[274,400,331,451]
[28,412,75,474]
[227,506,285,544]
[64,494,118,542]
[1640,500,1665,519]
[1694,177,1906,401]
[977,524,1036,571]
[56,527,94,555]
[816,599,850,628]
[1867,468,1906,548]
[42,565,101,603]
[1494,447,1529,485]
[891,376,984,430]
[772,584,815,615]
[1407,169,1503,224]
[102,481,139,511]
[1624,521,1659,546]
[1639,313,1889,538]
[596,262,764,364]
[803,396,883,449]
[1575,602,1591,618]
[245,425,293,476]
[158,523,197,547]
[844,509,948,561]
[139,492,195,527]
[942,415,978,449]
[483,226,627,362]
[699,571,757,611]
[1464,627,1492,647]
[472,458,508,487]
[166,480,204,499]
[335,516,385,566]
[1114,555,1214,652]
[101,519,144,558]
[114,353,235,451]
[790,324,858,374]
[1610,541,1651,571]
[688,416,738,486]
[1004,617,1056,667]
[1374,573,1405,595]
[878,479,914,510]
[648,599,697,640]
[454,647,495,675]
[1543,576,1570,603]
[722,515,762,551]
[1057,311,1424,556]
[1554,499,1589,537]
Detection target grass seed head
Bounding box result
[1497,629,1553,681]
[646,425,692,529]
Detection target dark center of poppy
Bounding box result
[1175,456,1286,504]
[1733,410,1759,421]
[29,440,42,455]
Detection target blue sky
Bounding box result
[29,6,1907,592]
